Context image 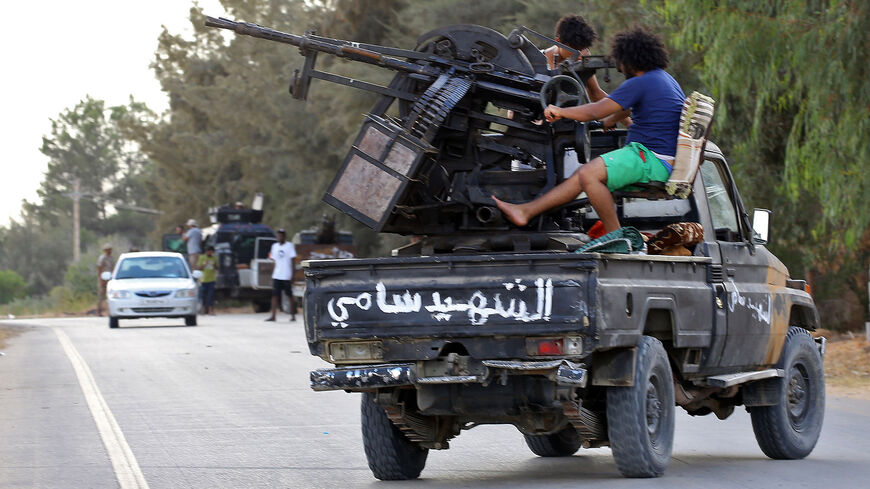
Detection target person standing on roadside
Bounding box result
[96,244,114,317]
[182,218,203,268]
[197,245,218,315]
[265,229,297,322]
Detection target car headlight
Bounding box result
[175,288,197,298]
[109,290,130,299]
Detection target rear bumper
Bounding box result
[310,359,587,392]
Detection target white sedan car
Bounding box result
[102,252,203,328]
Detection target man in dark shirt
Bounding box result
[495,27,685,233]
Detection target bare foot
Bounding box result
[492,196,529,227]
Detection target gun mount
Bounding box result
[206,17,619,250]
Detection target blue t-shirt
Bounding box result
[607,69,685,157]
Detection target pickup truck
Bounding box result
[303,143,825,480]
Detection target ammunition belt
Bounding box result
[405,74,472,142]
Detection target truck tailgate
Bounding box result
[304,253,597,343]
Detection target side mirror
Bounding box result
[192,270,204,280]
[100,271,112,281]
[752,208,771,245]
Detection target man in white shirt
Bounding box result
[265,228,297,322]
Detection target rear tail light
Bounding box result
[526,336,583,357]
[537,339,563,355]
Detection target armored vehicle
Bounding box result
[208,18,824,481]
[201,200,277,312]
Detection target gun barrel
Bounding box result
[205,16,439,77]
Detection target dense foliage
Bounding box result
[0,97,152,296]
[0,270,26,305]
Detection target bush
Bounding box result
[0,294,60,317]
[0,270,26,305]
[64,259,97,297]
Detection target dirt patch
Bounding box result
[815,329,870,400]
[0,325,22,350]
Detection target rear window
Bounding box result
[116,256,189,279]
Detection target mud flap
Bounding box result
[743,377,782,407]
[591,347,637,386]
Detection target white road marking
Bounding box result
[53,327,150,489]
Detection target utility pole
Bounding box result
[72,178,81,262]
[63,178,89,262]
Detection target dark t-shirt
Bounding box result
[607,69,685,157]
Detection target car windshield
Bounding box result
[115,256,189,279]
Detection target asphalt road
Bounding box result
[1,313,869,489]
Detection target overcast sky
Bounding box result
[0,0,225,226]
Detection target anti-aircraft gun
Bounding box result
[206,17,620,252]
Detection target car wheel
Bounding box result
[185,315,197,326]
[252,300,270,313]
[606,336,675,478]
[361,392,428,480]
[750,326,825,459]
[523,426,581,457]
[108,316,119,329]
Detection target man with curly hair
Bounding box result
[495,27,684,234]
[544,14,609,103]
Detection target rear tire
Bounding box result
[524,426,581,457]
[252,300,270,313]
[606,336,675,478]
[361,392,428,480]
[750,326,825,459]
[185,315,197,326]
[108,317,119,329]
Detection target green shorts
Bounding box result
[601,142,672,191]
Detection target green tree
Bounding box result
[0,270,26,304]
[660,0,870,328]
[661,0,870,247]
[0,96,157,296]
[0,211,71,295]
[33,96,123,229]
[27,97,157,248]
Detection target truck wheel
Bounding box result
[523,426,581,457]
[750,326,825,459]
[185,315,197,326]
[108,317,119,329]
[606,336,675,478]
[360,392,428,480]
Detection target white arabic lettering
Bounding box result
[376,282,422,313]
[328,292,372,328]
[326,278,556,327]
[727,279,771,325]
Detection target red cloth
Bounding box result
[588,221,606,239]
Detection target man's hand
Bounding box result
[544,105,563,123]
[601,108,633,130]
